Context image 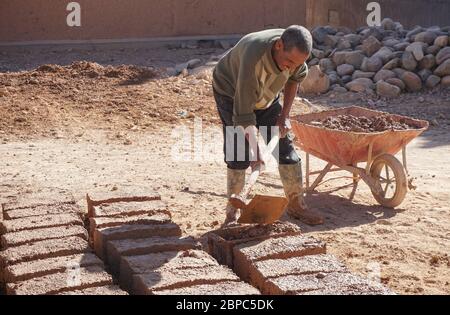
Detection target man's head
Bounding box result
[272,25,313,72]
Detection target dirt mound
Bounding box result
[310,114,420,132]
[0,61,219,140]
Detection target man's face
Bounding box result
[273,39,310,72]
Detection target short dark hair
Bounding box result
[281,25,313,54]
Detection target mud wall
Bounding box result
[0,0,448,44]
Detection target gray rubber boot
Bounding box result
[278,163,324,225]
[224,168,246,226]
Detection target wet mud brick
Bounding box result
[248,254,348,291]
[233,235,326,282]
[153,281,260,295]
[4,253,103,283]
[58,285,128,295]
[92,200,170,218]
[132,264,241,295]
[1,192,75,213]
[3,203,81,220]
[94,222,181,260]
[1,225,88,249]
[89,212,171,240]
[86,189,161,217]
[0,236,91,268]
[119,250,219,291]
[6,265,113,295]
[106,236,201,275]
[264,272,394,295]
[0,213,83,235]
[208,221,302,268]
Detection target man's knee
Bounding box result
[226,161,250,170]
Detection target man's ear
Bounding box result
[275,39,283,51]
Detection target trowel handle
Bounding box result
[232,134,280,202]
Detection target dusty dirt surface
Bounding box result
[310,114,420,132]
[0,44,449,295]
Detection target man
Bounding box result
[212,25,324,226]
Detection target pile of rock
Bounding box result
[301,19,450,97]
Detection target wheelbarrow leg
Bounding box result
[305,152,310,190]
[349,162,359,201]
[309,162,333,192]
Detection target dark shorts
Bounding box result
[213,89,300,170]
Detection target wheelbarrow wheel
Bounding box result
[370,154,407,208]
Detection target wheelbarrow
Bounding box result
[291,106,429,208]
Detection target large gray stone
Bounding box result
[392,68,407,78]
[386,78,406,91]
[352,70,375,80]
[393,42,410,51]
[312,49,326,59]
[361,56,383,72]
[300,65,330,95]
[383,58,400,70]
[332,51,348,66]
[434,59,450,77]
[362,36,382,57]
[344,51,365,69]
[434,35,449,47]
[324,35,339,48]
[414,31,437,45]
[381,18,396,31]
[345,78,375,92]
[425,75,441,88]
[337,38,352,50]
[312,27,329,44]
[343,34,362,47]
[402,51,418,71]
[319,58,336,73]
[418,69,432,82]
[376,80,401,98]
[405,42,427,61]
[374,70,396,83]
[337,64,355,76]
[441,75,450,88]
[427,45,441,55]
[401,71,423,91]
[372,47,394,63]
[419,54,436,70]
[436,47,450,65]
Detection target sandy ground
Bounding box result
[0,44,449,295]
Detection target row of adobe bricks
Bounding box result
[1,188,393,295]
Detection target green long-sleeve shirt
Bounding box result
[212,28,308,128]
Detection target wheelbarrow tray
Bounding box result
[291,106,429,166]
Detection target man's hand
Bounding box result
[276,115,292,139]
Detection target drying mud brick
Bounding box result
[132,265,240,295]
[0,213,83,235]
[3,203,81,220]
[58,285,128,295]
[0,236,91,268]
[248,254,348,291]
[119,250,219,291]
[92,200,170,218]
[86,189,160,217]
[106,236,201,274]
[89,212,171,237]
[6,265,113,295]
[208,222,302,268]
[263,271,393,295]
[1,193,76,212]
[153,281,260,295]
[1,225,88,249]
[233,235,326,281]
[94,223,181,260]
[4,253,103,283]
